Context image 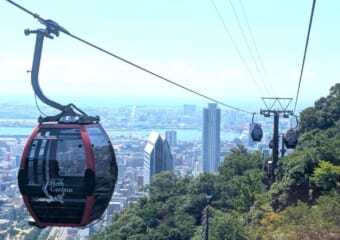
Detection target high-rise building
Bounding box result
[144,131,173,185]
[165,130,177,147]
[202,103,221,172]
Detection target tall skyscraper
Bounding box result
[165,130,177,148]
[202,103,221,172]
[144,131,173,185]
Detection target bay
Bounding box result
[0,127,240,142]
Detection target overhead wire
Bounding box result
[34,94,47,117]
[227,0,270,95]
[237,0,275,95]
[294,0,317,113]
[6,0,254,115]
[66,31,255,114]
[209,0,266,97]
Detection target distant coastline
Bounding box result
[0,94,263,109]
[0,95,313,113]
[0,126,240,142]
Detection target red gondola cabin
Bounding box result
[14,7,118,228]
[18,123,117,228]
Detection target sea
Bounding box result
[0,126,241,142]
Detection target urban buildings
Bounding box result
[144,131,173,185]
[202,103,221,172]
[0,102,280,239]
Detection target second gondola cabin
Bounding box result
[251,124,263,142]
[18,122,118,228]
[284,130,298,149]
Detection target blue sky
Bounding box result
[0,0,339,113]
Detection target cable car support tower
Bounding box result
[260,97,293,187]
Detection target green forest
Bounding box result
[91,84,340,240]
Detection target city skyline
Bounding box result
[0,100,298,238]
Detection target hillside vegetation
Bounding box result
[91,84,340,240]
